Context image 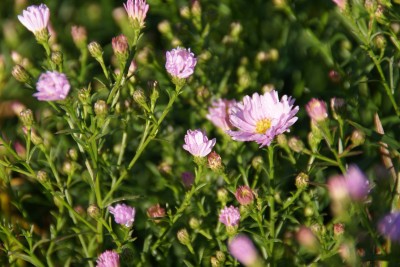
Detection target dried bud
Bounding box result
[330,97,346,120]
[51,51,63,66]
[177,228,190,245]
[87,204,101,219]
[12,65,31,83]
[351,130,365,147]
[208,151,222,171]
[189,217,201,230]
[147,204,166,221]
[88,41,103,59]
[71,25,87,49]
[334,223,345,236]
[295,172,309,189]
[94,100,108,117]
[132,89,148,110]
[235,185,254,205]
[19,109,34,129]
[37,170,49,184]
[288,137,304,153]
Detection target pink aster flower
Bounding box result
[206,99,237,131]
[378,212,400,243]
[96,250,120,267]
[227,91,299,147]
[219,205,240,227]
[35,71,70,101]
[345,165,370,201]
[306,98,328,122]
[183,129,216,157]
[123,0,149,28]
[18,4,50,35]
[165,47,197,79]
[109,203,136,227]
[228,235,259,266]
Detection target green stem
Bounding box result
[267,146,276,259]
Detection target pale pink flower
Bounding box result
[183,129,216,157]
[327,175,348,202]
[35,71,70,101]
[228,235,258,266]
[227,91,299,147]
[345,165,370,201]
[378,212,400,242]
[165,47,197,79]
[96,250,120,267]
[333,0,346,10]
[18,4,50,34]
[306,98,328,122]
[123,0,149,28]
[206,99,237,131]
[219,205,240,227]
[109,203,136,227]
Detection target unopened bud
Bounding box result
[374,34,386,49]
[71,25,87,49]
[375,5,388,25]
[351,130,365,146]
[334,223,345,236]
[112,34,129,65]
[133,89,148,110]
[329,70,341,83]
[30,129,43,146]
[94,100,108,116]
[295,172,309,189]
[150,81,159,108]
[191,0,201,18]
[147,204,166,221]
[251,156,263,170]
[87,204,101,219]
[180,6,190,19]
[277,134,288,147]
[37,170,49,184]
[208,151,222,171]
[330,97,346,120]
[217,188,228,205]
[51,51,63,66]
[62,161,74,175]
[68,148,78,161]
[19,109,34,129]
[365,0,376,15]
[288,137,304,153]
[88,41,103,59]
[189,217,201,230]
[215,251,225,263]
[210,256,220,267]
[12,65,31,83]
[158,20,172,34]
[177,228,190,245]
[78,87,91,104]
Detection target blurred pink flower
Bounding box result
[165,47,197,79]
[378,212,400,243]
[235,185,254,205]
[333,0,346,10]
[305,98,328,122]
[219,205,240,227]
[206,99,237,131]
[109,203,136,227]
[123,0,149,28]
[35,71,70,101]
[18,4,50,34]
[96,250,120,267]
[228,235,258,266]
[183,129,216,157]
[345,165,370,201]
[227,91,299,147]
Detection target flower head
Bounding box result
[206,99,237,131]
[219,205,240,227]
[109,203,136,227]
[96,250,120,267]
[183,129,216,157]
[378,212,400,242]
[227,91,299,147]
[35,71,70,101]
[147,204,166,219]
[235,186,254,205]
[18,4,50,35]
[306,98,328,122]
[333,0,346,10]
[228,235,258,266]
[165,47,197,79]
[123,0,149,28]
[345,165,370,201]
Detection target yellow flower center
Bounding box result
[255,118,271,134]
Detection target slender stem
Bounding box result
[267,145,276,260]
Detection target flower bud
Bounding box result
[88,41,103,59]
[210,256,220,267]
[12,65,31,84]
[177,228,190,245]
[330,97,346,120]
[19,109,34,129]
[295,172,309,189]
[189,217,201,230]
[277,134,288,147]
[37,170,49,184]
[158,20,172,35]
[235,185,254,205]
[374,34,386,50]
[306,98,328,122]
[288,136,304,153]
[112,34,129,65]
[375,5,388,25]
[251,156,263,170]
[334,223,345,236]
[78,87,91,104]
[87,204,101,219]
[132,89,149,110]
[94,100,108,117]
[296,226,318,251]
[217,188,228,204]
[207,151,222,171]
[329,70,341,83]
[215,251,225,263]
[71,25,87,49]
[147,204,166,222]
[30,129,43,146]
[62,161,74,175]
[68,148,78,161]
[351,130,365,147]
[51,51,63,66]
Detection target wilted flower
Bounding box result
[18,4,50,39]
[378,212,400,242]
[123,0,149,28]
[181,171,195,187]
[306,98,328,122]
[208,151,222,171]
[35,71,71,101]
[109,203,136,227]
[165,47,197,79]
[228,235,259,266]
[183,129,216,157]
[235,186,254,205]
[96,250,120,267]
[206,99,237,131]
[147,204,166,219]
[227,91,299,147]
[219,205,240,227]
